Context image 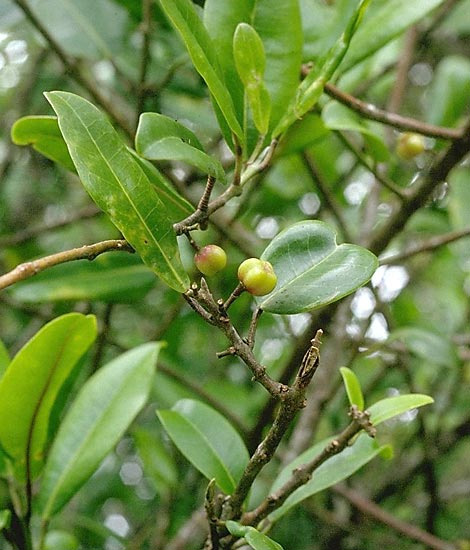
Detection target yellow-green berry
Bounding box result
[237,258,277,296]
[396,132,425,160]
[194,245,227,276]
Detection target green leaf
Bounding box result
[274,0,371,136]
[259,221,378,314]
[277,114,328,157]
[233,23,271,135]
[45,91,189,293]
[341,0,445,72]
[133,428,177,496]
[157,399,249,494]
[44,531,79,550]
[322,101,389,162]
[11,116,76,172]
[37,342,160,519]
[159,0,243,142]
[27,0,128,60]
[0,509,11,531]
[387,327,458,368]
[136,113,226,182]
[9,254,155,304]
[0,313,96,481]
[128,150,194,222]
[269,433,388,522]
[340,367,364,410]
[204,0,302,133]
[0,339,9,380]
[226,521,284,550]
[368,394,434,426]
[427,56,470,129]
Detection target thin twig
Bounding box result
[380,227,470,264]
[135,0,153,128]
[333,485,457,550]
[13,0,134,138]
[0,240,134,291]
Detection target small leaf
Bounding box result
[44,530,79,550]
[269,433,386,522]
[322,101,389,162]
[159,0,243,142]
[0,313,96,481]
[136,113,225,182]
[157,399,249,494]
[340,367,364,410]
[133,428,177,496]
[37,343,160,519]
[274,0,371,136]
[341,0,446,72]
[9,254,155,304]
[387,327,458,368]
[11,116,76,172]
[0,509,11,531]
[259,221,378,314]
[45,91,189,293]
[233,23,271,135]
[226,521,284,550]
[368,394,434,426]
[0,340,9,379]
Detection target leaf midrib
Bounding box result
[53,93,186,288]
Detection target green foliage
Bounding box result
[340,366,365,410]
[226,521,284,550]
[259,221,378,314]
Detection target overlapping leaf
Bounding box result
[259,221,378,314]
[37,342,160,519]
[157,399,249,494]
[45,91,189,292]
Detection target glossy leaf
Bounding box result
[0,509,11,531]
[277,114,328,157]
[226,521,284,550]
[233,23,271,135]
[133,428,177,496]
[427,56,470,129]
[9,254,155,304]
[0,340,9,379]
[157,399,249,494]
[159,0,243,142]
[269,433,389,522]
[28,0,128,60]
[341,0,445,72]
[204,0,302,132]
[340,367,364,410]
[388,327,458,368]
[259,221,378,314]
[45,91,189,293]
[0,313,96,481]
[274,0,371,136]
[44,531,79,550]
[11,116,76,172]
[322,101,389,161]
[368,394,434,426]
[37,342,160,519]
[128,150,194,222]
[136,113,225,182]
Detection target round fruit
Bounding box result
[237,258,277,296]
[396,132,425,160]
[194,245,227,276]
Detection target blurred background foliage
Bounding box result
[0,0,470,549]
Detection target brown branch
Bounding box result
[224,332,323,520]
[368,119,470,255]
[380,227,470,265]
[242,406,372,527]
[13,0,134,138]
[322,82,462,141]
[333,485,457,550]
[0,240,134,291]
